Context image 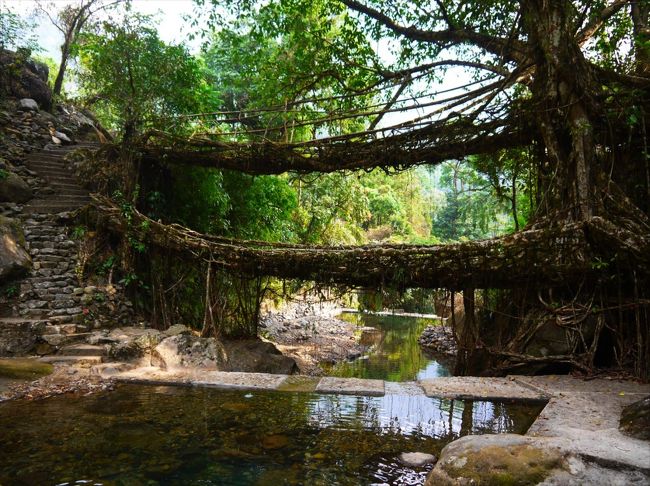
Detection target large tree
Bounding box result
[105,0,649,376]
[36,0,124,96]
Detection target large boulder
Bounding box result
[152,334,227,370]
[152,335,298,374]
[0,216,31,285]
[104,327,165,361]
[0,49,52,111]
[0,171,32,203]
[425,434,565,485]
[221,339,299,375]
[424,433,649,485]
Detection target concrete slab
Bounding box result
[418,377,547,401]
[315,376,385,396]
[513,374,650,396]
[194,371,288,391]
[115,367,289,391]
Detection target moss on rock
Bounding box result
[426,434,566,485]
[0,358,53,380]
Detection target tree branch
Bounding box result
[340,0,527,63]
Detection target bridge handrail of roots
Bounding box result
[87,194,639,291]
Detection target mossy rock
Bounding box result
[426,434,566,485]
[0,358,53,380]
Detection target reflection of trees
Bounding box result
[330,314,449,381]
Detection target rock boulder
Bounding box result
[0,49,52,111]
[18,98,39,111]
[152,335,298,374]
[0,216,31,284]
[0,171,32,203]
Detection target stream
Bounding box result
[0,384,544,485]
[323,313,453,381]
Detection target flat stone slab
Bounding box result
[315,376,385,396]
[419,377,546,401]
[513,375,650,396]
[39,355,103,365]
[115,367,289,391]
[194,371,288,390]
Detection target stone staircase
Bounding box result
[0,142,107,364]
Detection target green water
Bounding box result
[325,313,453,381]
[0,384,545,485]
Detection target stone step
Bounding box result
[0,317,48,326]
[28,240,76,249]
[28,163,68,171]
[58,343,106,357]
[49,181,86,189]
[39,355,103,365]
[44,323,88,335]
[34,174,79,183]
[41,332,91,347]
[25,275,78,284]
[32,170,74,179]
[43,145,99,153]
[23,204,88,214]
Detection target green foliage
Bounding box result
[166,167,230,235]
[76,13,216,137]
[31,55,59,89]
[71,225,87,240]
[222,172,298,241]
[4,284,18,299]
[0,8,39,51]
[0,169,8,180]
[97,255,116,276]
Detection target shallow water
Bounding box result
[325,313,453,381]
[0,384,545,485]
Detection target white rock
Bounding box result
[18,98,39,111]
[399,452,437,468]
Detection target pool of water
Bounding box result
[0,384,545,485]
[324,313,453,381]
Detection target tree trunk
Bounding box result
[53,35,73,97]
[523,0,599,221]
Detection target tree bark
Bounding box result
[523,0,599,220]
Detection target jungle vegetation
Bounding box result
[7,0,648,378]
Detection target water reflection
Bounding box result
[0,384,544,485]
[325,313,454,381]
[307,394,527,438]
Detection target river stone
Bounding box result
[153,335,226,370]
[18,98,39,111]
[399,452,437,468]
[107,327,164,361]
[425,434,566,485]
[0,171,32,203]
[152,335,298,374]
[619,396,650,441]
[164,324,192,337]
[221,339,298,375]
[0,216,31,284]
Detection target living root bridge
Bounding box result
[88,195,639,291]
[138,118,529,175]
